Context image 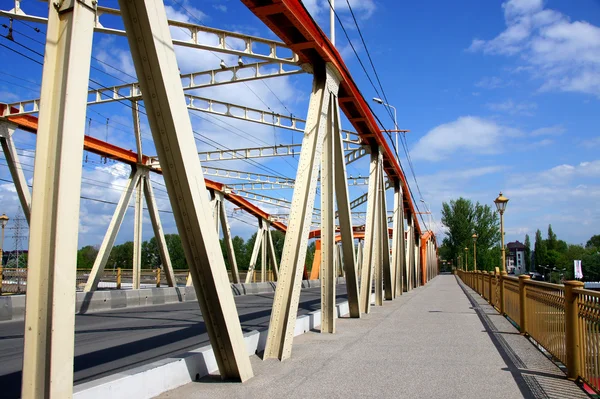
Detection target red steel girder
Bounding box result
[240,0,421,236]
[0,104,287,232]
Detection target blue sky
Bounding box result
[0,0,599,254]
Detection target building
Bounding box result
[506,241,526,275]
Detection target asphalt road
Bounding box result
[0,285,348,398]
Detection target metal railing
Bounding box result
[0,267,278,294]
[456,269,599,393]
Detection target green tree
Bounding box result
[141,234,187,269]
[440,197,500,271]
[547,224,557,251]
[586,235,600,250]
[534,229,547,270]
[305,241,316,272]
[107,241,133,269]
[524,234,531,271]
[556,239,568,254]
[231,236,249,270]
[77,245,99,269]
[547,249,561,268]
[270,230,286,263]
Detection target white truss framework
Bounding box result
[349,179,393,209]
[202,166,295,186]
[226,182,293,191]
[1,63,304,117]
[0,4,299,65]
[3,91,363,147]
[197,142,361,162]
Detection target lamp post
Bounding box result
[472,233,478,271]
[464,247,469,271]
[0,214,8,266]
[494,192,509,273]
[372,97,400,160]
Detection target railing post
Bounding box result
[482,271,488,300]
[116,268,122,290]
[565,280,584,381]
[488,271,493,304]
[500,271,507,315]
[156,268,161,288]
[0,265,3,293]
[518,275,530,334]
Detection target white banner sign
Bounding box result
[574,260,583,279]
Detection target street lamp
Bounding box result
[372,97,400,159]
[420,199,434,231]
[0,214,9,267]
[494,192,509,273]
[472,233,478,271]
[464,247,469,271]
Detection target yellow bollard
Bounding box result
[156,268,161,287]
[117,267,122,289]
[518,274,531,334]
[564,280,585,380]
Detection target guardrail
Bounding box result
[0,267,277,294]
[456,269,598,393]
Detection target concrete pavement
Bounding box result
[0,285,348,399]
[158,275,589,399]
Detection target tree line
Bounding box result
[437,196,600,281]
[527,227,600,282]
[76,231,317,272]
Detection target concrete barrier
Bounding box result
[0,278,346,322]
[72,292,371,399]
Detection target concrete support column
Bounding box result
[218,195,241,283]
[266,227,279,281]
[264,64,341,360]
[391,184,405,297]
[85,168,142,292]
[132,172,144,289]
[359,145,381,313]
[245,219,264,284]
[144,174,177,287]
[379,165,392,302]
[119,0,252,380]
[21,1,95,396]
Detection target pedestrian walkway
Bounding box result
[158,275,589,399]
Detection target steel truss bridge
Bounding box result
[0,0,438,397]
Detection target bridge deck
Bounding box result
[0,286,348,399]
[159,275,588,399]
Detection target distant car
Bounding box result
[527,272,544,281]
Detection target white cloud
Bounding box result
[531,125,566,136]
[475,76,512,89]
[539,160,600,181]
[486,99,537,116]
[411,116,521,161]
[468,0,600,96]
[581,137,600,148]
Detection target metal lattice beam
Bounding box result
[0,4,299,65]
[202,166,295,186]
[197,142,361,162]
